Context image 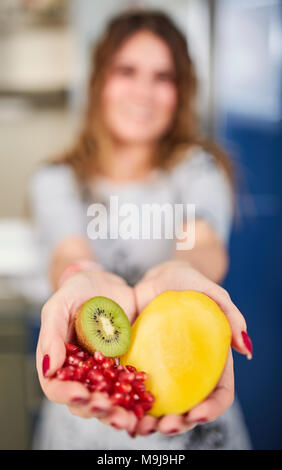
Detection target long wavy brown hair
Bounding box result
[55,9,233,184]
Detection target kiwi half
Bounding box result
[74,296,131,357]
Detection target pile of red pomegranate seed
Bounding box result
[55,343,155,419]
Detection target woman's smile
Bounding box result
[120,102,154,123]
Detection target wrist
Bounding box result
[170,258,193,269]
[58,260,104,287]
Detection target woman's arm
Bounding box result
[49,235,95,290]
[174,219,229,283]
[29,164,97,290]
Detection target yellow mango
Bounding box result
[121,290,231,417]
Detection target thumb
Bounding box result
[134,278,157,314]
[37,296,69,381]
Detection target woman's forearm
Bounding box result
[173,219,229,283]
[49,236,95,290]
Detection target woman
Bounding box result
[30,10,252,449]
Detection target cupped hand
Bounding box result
[36,269,138,435]
[131,260,252,437]
[37,261,252,439]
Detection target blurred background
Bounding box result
[0,0,281,450]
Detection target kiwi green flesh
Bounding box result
[78,296,131,357]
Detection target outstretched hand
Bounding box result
[132,260,251,436]
[37,270,139,435]
[36,261,252,438]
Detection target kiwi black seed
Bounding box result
[74,296,131,357]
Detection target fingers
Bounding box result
[135,263,253,359]
[68,392,112,419]
[134,278,157,314]
[101,407,138,434]
[185,348,234,424]
[133,413,196,438]
[68,392,137,433]
[133,349,234,438]
[40,378,91,405]
[203,284,252,357]
[134,415,158,436]
[36,295,71,386]
[157,414,196,435]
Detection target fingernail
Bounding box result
[91,406,108,413]
[71,397,89,405]
[196,418,208,423]
[166,428,179,434]
[91,406,102,412]
[241,331,253,359]
[42,354,50,377]
[90,406,109,417]
[110,422,121,429]
[129,431,136,438]
[147,429,155,434]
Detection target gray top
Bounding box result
[29,147,233,287]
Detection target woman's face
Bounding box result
[101,30,178,145]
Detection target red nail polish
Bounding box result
[197,418,207,423]
[71,397,89,404]
[166,428,179,434]
[241,331,253,358]
[91,406,102,412]
[110,422,120,429]
[42,354,50,377]
[91,406,109,417]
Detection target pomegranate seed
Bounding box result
[141,402,153,411]
[122,383,132,393]
[111,392,124,406]
[115,382,132,394]
[57,344,156,419]
[87,370,104,383]
[135,371,147,382]
[140,391,155,403]
[131,393,140,402]
[118,371,135,383]
[76,350,89,360]
[95,378,112,393]
[132,380,146,393]
[122,394,132,409]
[56,367,74,380]
[103,368,117,380]
[94,350,105,364]
[133,404,145,419]
[66,355,81,367]
[126,365,136,373]
[65,343,80,355]
[114,381,121,389]
[102,358,114,369]
[72,367,86,381]
[81,358,95,372]
[86,357,95,366]
[87,382,103,392]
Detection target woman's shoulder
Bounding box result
[170,146,221,179]
[30,162,76,185]
[29,162,79,197]
[170,145,232,193]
